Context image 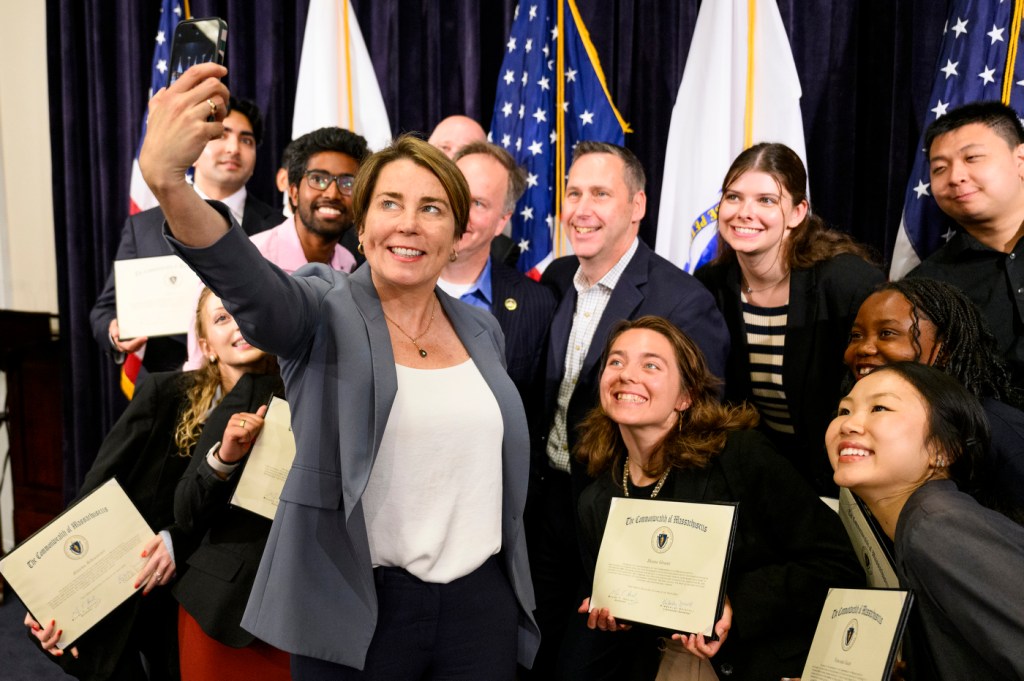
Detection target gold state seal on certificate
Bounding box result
[590,497,737,636]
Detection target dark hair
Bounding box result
[715,142,873,269]
[924,101,1024,155]
[878,278,1021,407]
[869,363,989,486]
[575,316,758,479]
[228,97,264,147]
[572,141,647,195]
[286,127,371,187]
[454,141,527,213]
[351,134,469,239]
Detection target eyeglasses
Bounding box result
[305,170,356,195]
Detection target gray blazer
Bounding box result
[167,210,540,670]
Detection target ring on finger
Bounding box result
[207,98,217,117]
[239,419,247,429]
[154,572,162,581]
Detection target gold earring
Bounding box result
[449,250,459,262]
[357,241,365,254]
[208,355,217,364]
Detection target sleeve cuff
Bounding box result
[205,441,241,476]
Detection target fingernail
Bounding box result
[57,630,62,637]
[134,582,140,589]
[55,650,64,657]
[141,550,148,557]
[50,620,55,627]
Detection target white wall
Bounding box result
[0,3,56,552]
[0,1,58,314]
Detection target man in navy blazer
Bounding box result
[90,97,281,373]
[527,142,730,676]
[437,142,556,429]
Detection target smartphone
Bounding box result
[168,17,227,84]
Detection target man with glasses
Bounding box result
[251,127,370,273]
[90,97,282,373]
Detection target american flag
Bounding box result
[891,0,1024,277]
[490,0,629,278]
[128,0,184,216]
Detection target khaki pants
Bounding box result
[655,639,720,681]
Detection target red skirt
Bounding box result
[178,604,291,681]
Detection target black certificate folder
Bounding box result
[801,587,914,681]
[590,498,738,638]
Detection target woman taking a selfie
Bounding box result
[565,316,860,681]
[827,362,1024,680]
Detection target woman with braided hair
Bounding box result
[845,277,1024,521]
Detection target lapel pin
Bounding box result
[504,297,518,311]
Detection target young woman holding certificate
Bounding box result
[566,316,861,681]
[828,363,1024,680]
[25,289,278,681]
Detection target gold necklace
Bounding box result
[623,459,670,499]
[383,298,437,358]
[742,270,790,294]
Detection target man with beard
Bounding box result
[91,97,281,373]
[250,127,370,273]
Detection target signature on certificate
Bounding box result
[607,589,640,604]
[71,595,100,621]
[659,598,695,613]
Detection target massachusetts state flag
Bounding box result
[655,0,806,274]
[292,0,392,151]
[128,0,184,216]
[891,1,1024,278]
[490,0,629,278]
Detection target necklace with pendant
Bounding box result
[383,298,437,358]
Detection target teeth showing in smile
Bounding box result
[858,367,874,376]
[574,226,597,234]
[733,226,760,235]
[390,246,424,257]
[839,447,871,457]
[616,393,646,403]
[317,206,341,216]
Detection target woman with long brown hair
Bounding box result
[696,142,883,496]
[563,316,861,681]
[25,288,278,681]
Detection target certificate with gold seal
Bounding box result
[0,478,154,648]
[590,497,738,636]
[801,588,913,681]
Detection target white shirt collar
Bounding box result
[194,184,248,226]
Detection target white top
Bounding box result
[362,359,504,583]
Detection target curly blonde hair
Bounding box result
[173,288,225,455]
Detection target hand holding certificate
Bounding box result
[589,497,738,638]
[230,397,296,519]
[0,479,158,649]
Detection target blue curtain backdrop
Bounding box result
[47,0,948,494]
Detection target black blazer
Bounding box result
[577,430,864,681]
[490,259,557,435]
[541,240,731,500]
[44,372,196,680]
[172,373,284,647]
[89,196,281,372]
[695,253,883,493]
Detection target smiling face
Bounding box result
[845,291,941,380]
[928,122,1024,230]
[600,328,690,437]
[826,371,940,500]
[196,292,266,386]
[192,110,257,199]
[453,152,511,264]
[716,170,807,261]
[291,151,361,241]
[360,158,458,292]
[563,153,646,280]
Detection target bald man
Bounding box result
[428,115,487,158]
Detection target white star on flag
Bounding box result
[522,71,529,86]
[549,130,558,143]
[913,180,930,198]
[519,104,525,119]
[550,26,558,40]
[532,107,547,123]
[931,99,949,117]
[527,173,539,188]
[502,133,512,148]
[529,5,538,20]
[941,59,959,78]
[521,206,534,220]
[518,238,531,252]
[951,17,969,37]
[508,37,517,52]
[566,67,578,82]
[529,139,544,155]
[988,24,1005,43]
[173,4,181,15]
[538,76,550,90]
[579,110,595,125]
[504,70,515,85]
[979,66,996,84]
[502,101,513,117]
[156,59,167,73]
[156,30,166,45]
